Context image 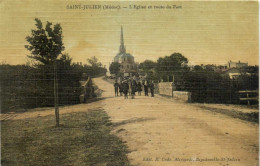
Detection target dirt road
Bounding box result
[1,77,258,166]
[96,77,258,166]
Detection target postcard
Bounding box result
[0,0,259,166]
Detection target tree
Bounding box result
[156,53,188,72]
[57,53,82,105]
[59,53,72,67]
[87,56,106,76]
[87,56,102,68]
[193,65,203,71]
[25,18,64,65]
[109,62,121,75]
[240,66,259,75]
[156,53,188,81]
[25,18,64,126]
[139,60,157,71]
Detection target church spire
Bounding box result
[119,26,126,53]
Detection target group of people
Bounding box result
[114,79,155,99]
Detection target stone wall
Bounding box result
[158,82,191,102]
[173,91,191,102]
[158,82,173,96]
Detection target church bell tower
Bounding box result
[119,26,126,54]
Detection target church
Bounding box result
[114,26,137,77]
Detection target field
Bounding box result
[1,108,130,166]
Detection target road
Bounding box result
[1,77,258,166]
[95,77,258,166]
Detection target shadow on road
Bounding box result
[85,96,115,103]
[113,117,156,127]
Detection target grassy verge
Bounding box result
[1,109,130,166]
[198,105,259,123]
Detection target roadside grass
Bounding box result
[197,105,259,123]
[1,109,130,166]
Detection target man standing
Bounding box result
[114,81,119,96]
[128,80,132,96]
[131,80,137,99]
[150,81,155,97]
[122,80,129,99]
[119,82,123,96]
[137,81,142,96]
[143,80,149,96]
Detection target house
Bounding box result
[225,60,248,69]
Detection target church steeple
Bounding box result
[119,26,126,53]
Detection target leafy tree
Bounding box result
[138,60,158,81]
[86,56,106,76]
[59,53,72,68]
[156,53,188,81]
[87,56,102,68]
[235,74,259,91]
[156,53,188,72]
[193,65,203,71]
[139,60,157,71]
[25,18,64,126]
[109,62,121,75]
[240,66,259,74]
[57,53,82,105]
[25,18,64,65]
[204,65,215,72]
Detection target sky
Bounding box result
[0,0,259,68]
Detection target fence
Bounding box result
[238,90,258,105]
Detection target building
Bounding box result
[225,60,248,69]
[224,68,242,79]
[114,26,137,77]
[218,60,249,79]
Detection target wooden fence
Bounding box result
[238,90,258,105]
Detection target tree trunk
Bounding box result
[54,62,59,127]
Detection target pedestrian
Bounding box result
[122,81,129,99]
[150,81,155,97]
[143,80,149,96]
[114,81,119,96]
[119,82,123,96]
[128,80,132,97]
[131,80,137,99]
[137,81,142,96]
